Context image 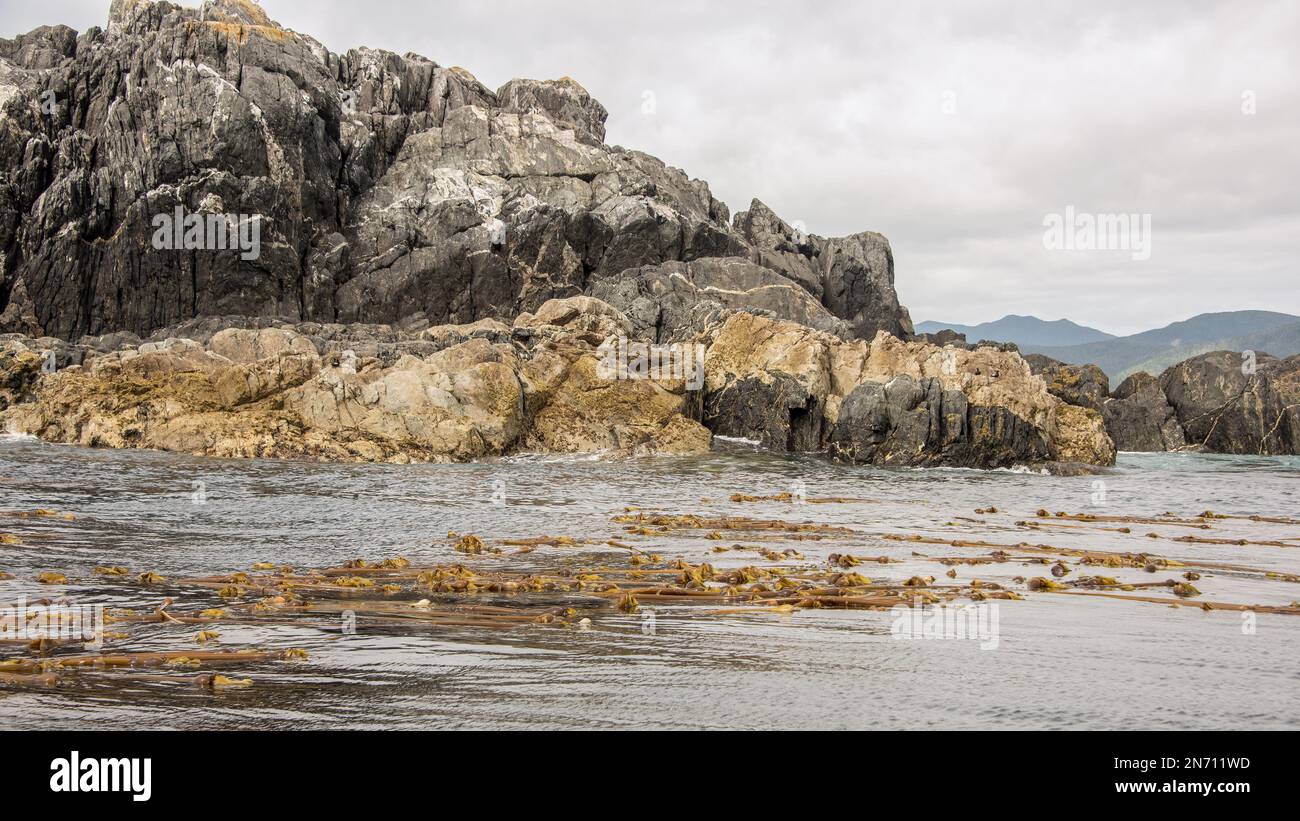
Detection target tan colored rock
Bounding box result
[2,356,223,450]
[1,342,44,410]
[515,296,633,342]
[704,311,834,400]
[1,306,719,464]
[527,352,709,455]
[1053,404,1116,465]
[113,338,231,379]
[2,306,1099,467]
[281,341,526,461]
[213,352,322,408]
[209,327,318,364]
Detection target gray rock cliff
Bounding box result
[0,0,912,346]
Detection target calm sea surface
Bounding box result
[2,435,1298,729]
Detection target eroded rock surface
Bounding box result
[0,0,911,346]
[701,312,1113,468]
[1,297,710,461]
[2,299,1119,467]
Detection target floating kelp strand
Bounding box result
[612,511,856,534]
[1062,591,1300,615]
[1033,511,1215,528]
[880,533,1279,575]
[1170,535,1295,548]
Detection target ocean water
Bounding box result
[1,435,1298,730]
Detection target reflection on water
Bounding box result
[1,436,1298,729]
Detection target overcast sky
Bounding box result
[6,1,1299,334]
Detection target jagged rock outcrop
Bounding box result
[590,256,851,342]
[1159,351,1300,455]
[700,312,1114,468]
[915,328,967,347]
[731,199,912,340]
[0,0,911,346]
[3,299,1117,468]
[0,296,710,460]
[1023,354,1109,412]
[1101,372,1187,452]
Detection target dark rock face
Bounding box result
[703,373,823,452]
[1101,372,1187,452]
[0,0,912,345]
[818,232,912,341]
[732,199,912,340]
[1159,351,1300,455]
[1023,353,1109,412]
[825,375,1051,468]
[731,198,824,298]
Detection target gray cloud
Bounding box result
[7,0,1298,334]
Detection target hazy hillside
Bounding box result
[1117,321,1300,381]
[1021,311,1300,381]
[915,315,1115,347]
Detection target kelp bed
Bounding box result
[2,502,1299,692]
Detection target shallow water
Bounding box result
[2,436,1298,730]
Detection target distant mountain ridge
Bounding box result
[920,311,1300,382]
[1026,311,1300,381]
[915,315,1115,347]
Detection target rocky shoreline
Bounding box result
[0,296,1113,468]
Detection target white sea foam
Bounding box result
[713,435,763,447]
